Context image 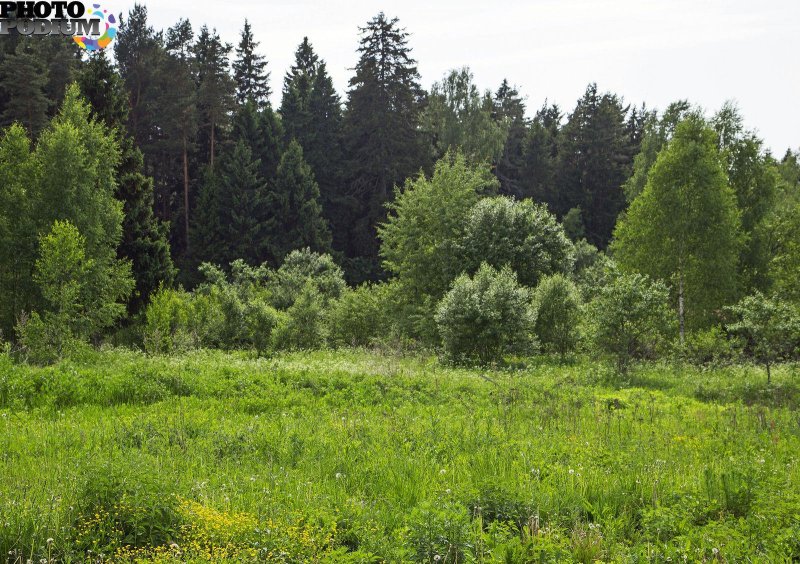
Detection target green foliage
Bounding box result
[272,283,327,351]
[680,326,735,366]
[268,248,345,310]
[380,152,497,301]
[16,220,133,364]
[586,272,675,372]
[142,286,197,354]
[407,500,472,563]
[533,274,582,358]
[554,83,638,248]
[614,115,743,331]
[460,196,575,288]
[265,140,332,263]
[342,12,427,274]
[328,283,393,348]
[435,264,535,365]
[421,67,508,164]
[232,19,271,107]
[725,292,800,382]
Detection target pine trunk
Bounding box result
[183,134,190,253]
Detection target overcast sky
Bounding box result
[136,0,799,155]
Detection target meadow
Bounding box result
[1,348,799,563]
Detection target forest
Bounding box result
[1,4,800,562]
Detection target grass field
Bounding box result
[1,348,799,562]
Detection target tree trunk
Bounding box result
[766,362,771,385]
[183,134,190,253]
[678,270,685,346]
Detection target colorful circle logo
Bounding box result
[73,3,117,51]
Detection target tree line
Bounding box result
[0,5,799,370]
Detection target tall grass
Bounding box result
[1,348,798,561]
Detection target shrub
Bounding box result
[244,298,279,355]
[272,282,327,351]
[533,274,582,359]
[725,292,800,383]
[328,283,392,348]
[680,326,735,366]
[586,272,675,372]
[435,264,535,365]
[460,197,575,288]
[142,287,197,354]
[269,248,345,310]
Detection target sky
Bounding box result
[134,0,800,155]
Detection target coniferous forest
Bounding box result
[2,4,800,562]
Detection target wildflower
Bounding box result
[440,468,446,475]
[46,538,54,545]
[335,473,343,479]
[434,555,441,562]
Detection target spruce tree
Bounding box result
[493,79,528,196]
[265,140,332,263]
[280,37,318,144]
[520,103,560,205]
[280,40,345,248]
[554,83,638,248]
[0,40,50,136]
[343,12,426,280]
[218,140,270,265]
[232,19,271,108]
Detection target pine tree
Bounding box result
[162,19,198,254]
[307,61,345,245]
[114,5,165,153]
[0,40,49,136]
[78,52,175,311]
[193,26,235,171]
[343,12,426,279]
[232,19,271,108]
[265,140,332,263]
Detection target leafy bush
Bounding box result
[533,274,582,359]
[586,272,675,372]
[680,326,735,366]
[460,196,575,288]
[142,287,197,354]
[435,264,535,365]
[725,292,800,383]
[328,283,393,348]
[269,248,346,310]
[272,282,327,351]
[244,298,279,355]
